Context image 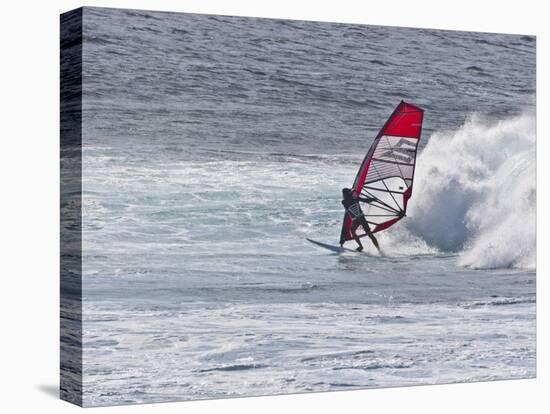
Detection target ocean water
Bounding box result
[75,7,535,406]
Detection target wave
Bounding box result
[385,111,536,269]
[461,297,535,309]
[198,363,268,373]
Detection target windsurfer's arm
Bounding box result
[358,196,376,203]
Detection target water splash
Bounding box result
[400,112,536,269]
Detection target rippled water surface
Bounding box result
[73,7,536,406]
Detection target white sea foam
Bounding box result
[399,112,536,269]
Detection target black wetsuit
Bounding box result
[342,195,367,220]
[342,194,372,229]
[341,192,380,251]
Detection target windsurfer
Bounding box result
[341,188,380,252]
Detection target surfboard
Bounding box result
[306,238,358,253]
[306,238,386,258]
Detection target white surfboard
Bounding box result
[306,238,359,253]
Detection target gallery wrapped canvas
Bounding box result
[60,6,536,407]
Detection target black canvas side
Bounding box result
[60,7,83,407]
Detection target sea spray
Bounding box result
[400,112,536,269]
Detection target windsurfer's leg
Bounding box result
[367,232,380,251]
[361,218,380,251]
[350,221,363,252]
[355,237,364,252]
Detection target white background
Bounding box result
[0,0,547,412]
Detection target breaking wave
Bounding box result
[388,112,536,269]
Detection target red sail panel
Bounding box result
[340,101,424,244]
[353,101,423,193]
[382,102,423,138]
[340,213,353,244]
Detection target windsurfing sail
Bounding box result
[340,101,424,244]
